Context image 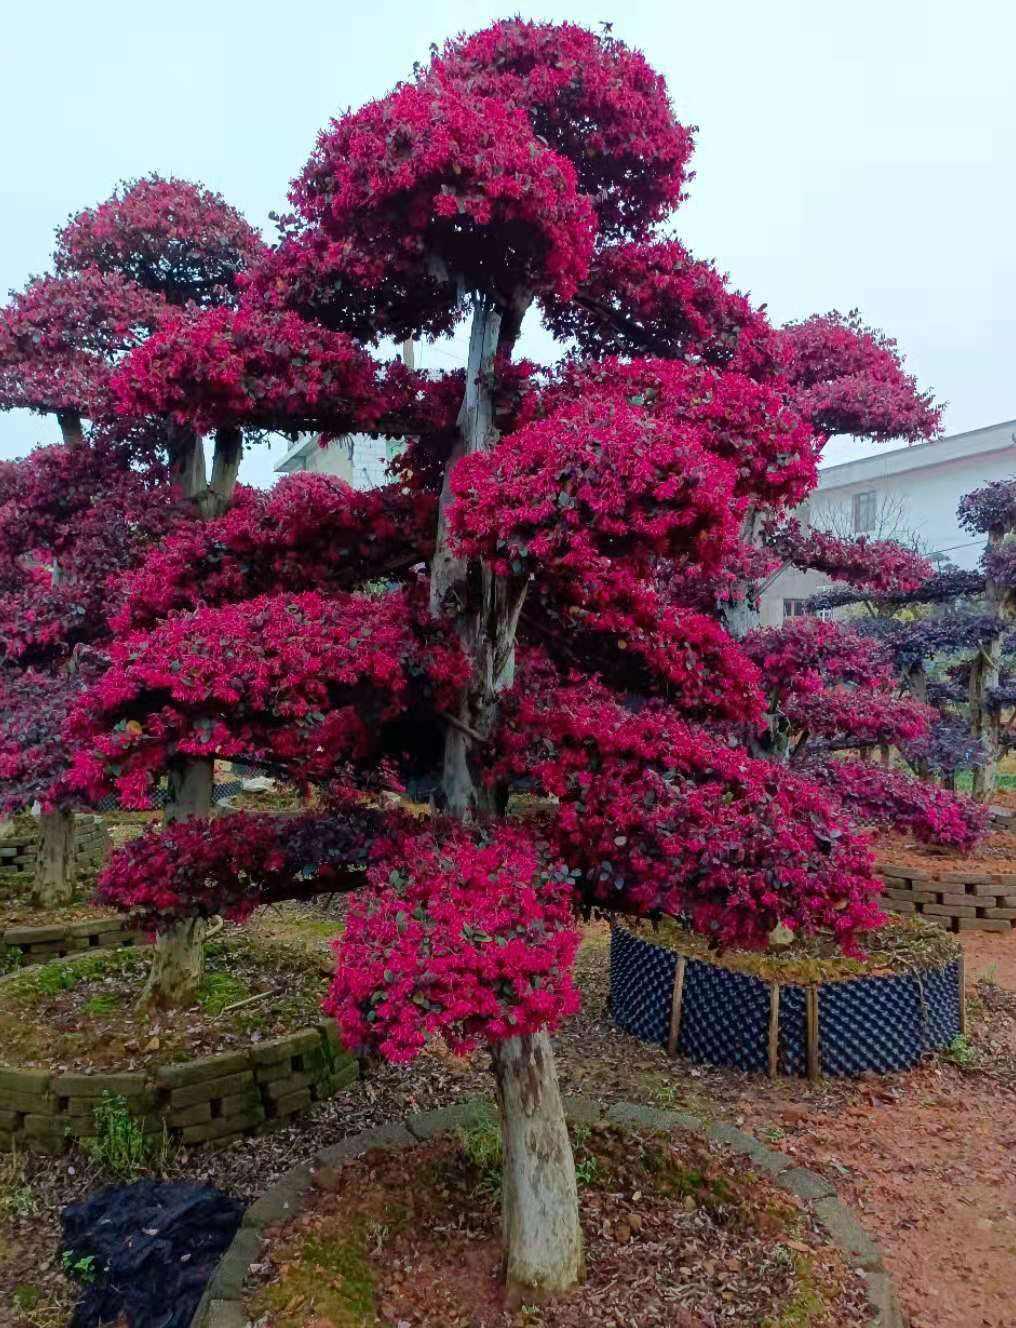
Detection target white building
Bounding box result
[275,433,393,489]
[761,419,1016,627]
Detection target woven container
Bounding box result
[610,925,962,1078]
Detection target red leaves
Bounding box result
[805,760,988,851]
[778,310,943,443]
[325,821,580,1061]
[495,670,885,951]
[0,268,165,418]
[54,174,264,307]
[113,473,436,630]
[770,518,933,594]
[68,588,468,807]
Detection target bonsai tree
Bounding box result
[69,20,973,1301]
[0,443,183,903]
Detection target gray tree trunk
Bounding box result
[145,425,242,1008]
[57,410,85,448]
[32,809,76,908]
[431,294,582,1298]
[970,528,1007,803]
[142,759,213,1009]
[491,1031,584,1305]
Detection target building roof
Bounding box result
[816,419,1016,491]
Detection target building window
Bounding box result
[852,490,877,533]
[783,598,807,620]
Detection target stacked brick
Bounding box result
[1,916,146,967]
[0,815,110,893]
[0,1022,356,1154]
[878,863,1016,933]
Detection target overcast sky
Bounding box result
[2,0,1013,487]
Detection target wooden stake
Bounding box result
[667,955,687,1057]
[957,952,968,1036]
[768,983,781,1078]
[805,985,821,1082]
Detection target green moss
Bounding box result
[196,970,248,1015]
[82,994,118,1017]
[763,1252,831,1327]
[644,914,959,984]
[255,1234,378,1327]
[11,1284,42,1312]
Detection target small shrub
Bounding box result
[82,1093,166,1176]
[943,1033,977,1068]
[61,1251,98,1284]
[0,1146,37,1218]
[0,944,23,976]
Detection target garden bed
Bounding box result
[872,830,1016,933]
[0,932,331,1073]
[233,1110,871,1328]
[1,912,145,974]
[0,933,357,1154]
[610,920,963,1077]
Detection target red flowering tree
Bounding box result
[71,20,968,1301]
[0,444,184,902]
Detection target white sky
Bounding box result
[2,0,1013,488]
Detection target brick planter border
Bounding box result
[192,1096,902,1328]
[0,1021,357,1155]
[877,859,1016,933]
[1,915,147,968]
[0,815,109,893]
[610,924,962,1078]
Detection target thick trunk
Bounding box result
[57,410,85,448]
[431,293,580,1298]
[146,426,243,1007]
[31,809,76,908]
[970,642,1001,801]
[143,758,214,1009]
[431,295,527,817]
[491,1031,584,1304]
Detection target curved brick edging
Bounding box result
[1,915,147,967]
[611,924,962,1078]
[878,859,1016,933]
[0,1022,357,1155]
[191,1097,903,1328]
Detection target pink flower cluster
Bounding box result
[114,472,436,630]
[430,19,693,238]
[778,311,943,443]
[324,822,580,1061]
[0,268,164,418]
[494,668,885,951]
[805,760,988,851]
[67,589,468,806]
[95,805,379,927]
[110,305,406,436]
[54,174,265,307]
[770,518,933,593]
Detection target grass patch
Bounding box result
[196,970,248,1015]
[0,1146,37,1218]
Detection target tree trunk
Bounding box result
[721,510,762,639]
[431,293,581,1297]
[491,1031,584,1305]
[971,528,1006,803]
[57,410,85,448]
[144,425,243,1008]
[431,294,527,817]
[31,809,76,908]
[142,750,215,1009]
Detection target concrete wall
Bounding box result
[761,419,1016,626]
